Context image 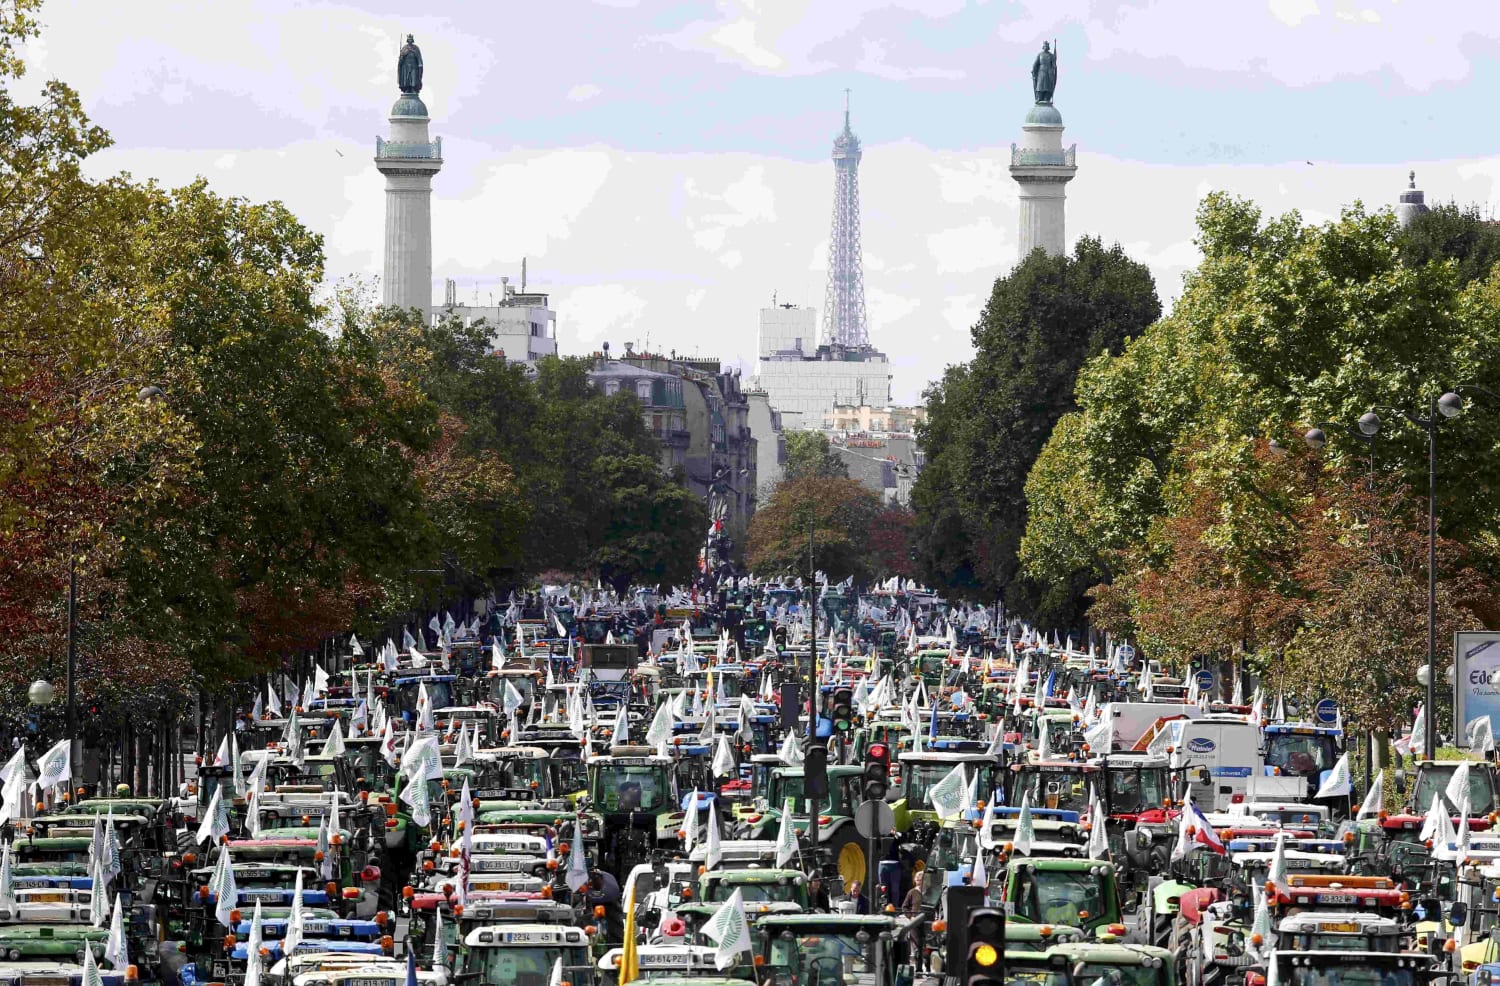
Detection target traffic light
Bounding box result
[805,743,829,799]
[863,743,890,802]
[832,687,854,733]
[966,907,1005,986]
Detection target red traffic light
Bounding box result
[867,743,889,765]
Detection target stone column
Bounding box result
[375,92,443,313]
[1009,104,1077,260]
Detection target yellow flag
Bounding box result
[618,879,640,985]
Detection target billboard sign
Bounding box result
[1453,631,1500,747]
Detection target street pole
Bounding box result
[66,552,77,739]
[806,517,820,852]
[1426,399,1438,756]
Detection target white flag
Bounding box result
[928,764,967,821]
[196,785,228,845]
[778,733,804,767]
[1250,886,1273,961]
[1356,770,1384,821]
[266,682,282,717]
[775,798,798,867]
[104,891,126,969]
[977,799,998,850]
[82,945,104,986]
[454,721,474,767]
[566,820,589,892]
[1014,791,1036,856]
[681,789,699,858]
[349,634,363,657]
[1088,798,1109,860]
[971,844,987,889]
[323,720,346,759]
[503,679,525,717]
[34,739,70,791]
[89,856,107,928]
[0,745,25,790]
[212,845,238,927]
[1469,717,1496,755]
[1314,752,1351,799]
[712,736,737,778]
[283,870,305,958]
[705,798,723,870]
[1406,705,1427,757]
[243,901,265,986]
[1445,760,1472,812]
[645,702,674,748]
[0,844,13,910]
[701,887,753,970]
[611,706,629,747]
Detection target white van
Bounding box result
[1102,702,1202,751]
[1160,715,1261,810]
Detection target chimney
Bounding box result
[521,257,527,293]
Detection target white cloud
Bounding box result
[1268,0,1320,28]
[927,217,1009,275]
[567,83,602,102]
[558,284,648,348]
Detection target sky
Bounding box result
[18,0,1500,402]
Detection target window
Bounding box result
[604,380,620,396]
[637,380,652,401]
[652,380,667,406]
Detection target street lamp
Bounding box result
[28,680,55,707]
[1378,391,1463,756]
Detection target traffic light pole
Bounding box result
[806,518,820,856]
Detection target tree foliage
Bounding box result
[1023,192,1500,736]
[747,476,882,585]
[783,431,849,480]
[0,3,708,729]
[912,236,1161,624]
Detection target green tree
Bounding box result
[913,236,1160,624]
[783,431,849,480]
[747,476,882,584]
[591,453,709,597]
[1398,202,1500,289]
[1022,192,1500,736]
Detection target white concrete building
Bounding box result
[437,274,557,362]
[752,304,891,431]
[375,37,442,313]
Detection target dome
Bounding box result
[390,92,429,119]
[1024,102,1063,126]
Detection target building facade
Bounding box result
[746,390,786,496]
[436,274,557,362]
[586,347,758,535]
[822,403,925,436]
[753,304,892,432]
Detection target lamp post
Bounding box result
[1351,392,1462,756]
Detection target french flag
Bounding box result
[1188,802,1226,854]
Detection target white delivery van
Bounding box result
[1162,714,1262,810]
[1103,702,1203,751]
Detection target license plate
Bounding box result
[30,893,66,902]
[1320,922,1360,932]
[1318,894,1356,904]
[474,857,528,872]
[472,880,512,891]
[345,978,390,986]
[242,889,285,900]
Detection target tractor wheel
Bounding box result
[827,826,867,890]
